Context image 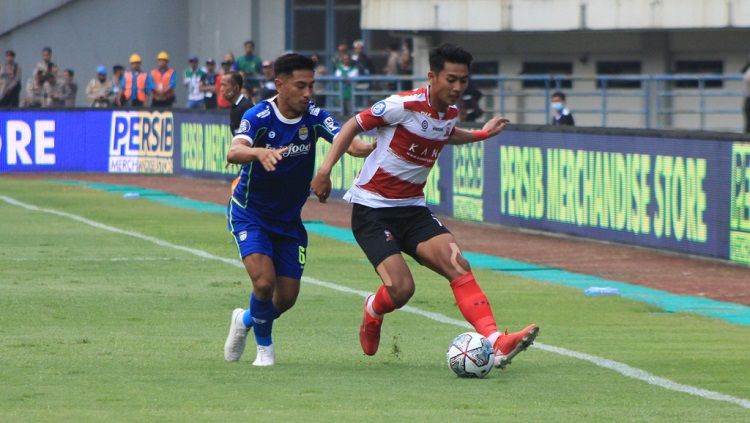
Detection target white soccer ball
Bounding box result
[447,332,495,378]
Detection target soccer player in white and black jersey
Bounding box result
[311,44,539,369]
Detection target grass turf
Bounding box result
[1,177,749,422]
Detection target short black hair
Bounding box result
[5,50,15,57]
[113,65,124,72]
[42,46,52,54]
[65,69,74,76]
[551,91,566,100]
[429,43,472,73]
[244,40,255,47]
[273,53,315,77]
[226,72,244,88]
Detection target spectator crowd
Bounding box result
[0,39,414,111]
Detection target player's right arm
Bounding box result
[226,111,287,171]
[226,139,287,171]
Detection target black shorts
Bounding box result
[351,203,451,268]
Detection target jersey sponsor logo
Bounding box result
[271,142,311,158]
[323,116,339,133]
[238,119,250,133]
[256,107,271,119]
[406,142,440,161]
[109,111,174,174]
[371,100,387,116]
[309,106,321,116]
[384,229,395,241]
[298,126,309,141]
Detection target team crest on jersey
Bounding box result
[371,100,387,116]
[238,119,250,133]
[256,107,271,118]
[238,231,247,241]
[268,130,276,139]
[298,126,309,140]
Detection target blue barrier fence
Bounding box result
[2,109,750,265]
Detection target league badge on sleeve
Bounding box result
[371,100,387,117]
[238,119,250,134]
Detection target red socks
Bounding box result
[450,272,499,338]
[370,284,397,316]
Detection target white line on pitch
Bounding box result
[2,194,749,410]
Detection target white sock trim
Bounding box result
[366,295,382,319]
[487,331,501,346]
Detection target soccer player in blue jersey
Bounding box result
[223,53,373,366]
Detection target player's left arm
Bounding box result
[311,117,363,202]
[446,115,510,145]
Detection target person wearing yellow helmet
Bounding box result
[120,53,154,107]
[151,51,175,108]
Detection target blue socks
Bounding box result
[248,293,280,347]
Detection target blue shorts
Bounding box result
[229,219,308,280]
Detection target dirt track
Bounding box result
[10,173,750,306]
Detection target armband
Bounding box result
[472,130,490,141]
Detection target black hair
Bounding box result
[65,69,74,76]
[5,50,15,57]
[113,65,124,72]
[429,43,472,73]
[227,72,244,88]
[273,53,315,77]
[244,40,255,47]
[551,91,566,100]
[42,46,52,54]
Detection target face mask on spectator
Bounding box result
[551,101,564,112]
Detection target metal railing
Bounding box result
[302,74,745,132]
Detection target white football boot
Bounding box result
[252,344,276,366]
[224,308,249,362]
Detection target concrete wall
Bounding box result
[0,0,73,35]
[363,0,750,31]
[0,0,189,106]
[0,0,286,107]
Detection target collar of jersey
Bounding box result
[268,96,303,124]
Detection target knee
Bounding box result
[252,278,275,299]
[388,277,415,307]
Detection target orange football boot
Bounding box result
[359,295,383,356]
[493,324,539,368]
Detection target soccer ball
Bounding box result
[446,332,495,378]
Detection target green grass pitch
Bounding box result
[1,177,749,422]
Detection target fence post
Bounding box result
[699,78,706,130]
[644,77,652,129]
[601,78,608,127]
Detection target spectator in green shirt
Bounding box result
[237,40,262,77]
